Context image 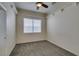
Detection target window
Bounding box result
[24,18,41,33]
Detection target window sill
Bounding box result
[24,32,41,34]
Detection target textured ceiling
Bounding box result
[15,2,54,14]
[15,2,74,14]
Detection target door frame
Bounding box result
[0,3,7,12]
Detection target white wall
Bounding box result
[0,3,17,56]
[0,6,6,55]
[16,9,47,44]
[47,3,79,55]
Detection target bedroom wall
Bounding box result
[47,3,79,55]
[16,9,47,44]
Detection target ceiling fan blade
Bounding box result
[42,3,48,8]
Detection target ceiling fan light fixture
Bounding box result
[36,3,42,7]
[36,2,48,10]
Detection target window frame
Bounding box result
[23,18,42,34]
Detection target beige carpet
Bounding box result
[10,40,76,56]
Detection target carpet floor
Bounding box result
[10,40,76,56]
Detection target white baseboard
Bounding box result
[16,40,46,44]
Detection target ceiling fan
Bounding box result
[36,2,48,10]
